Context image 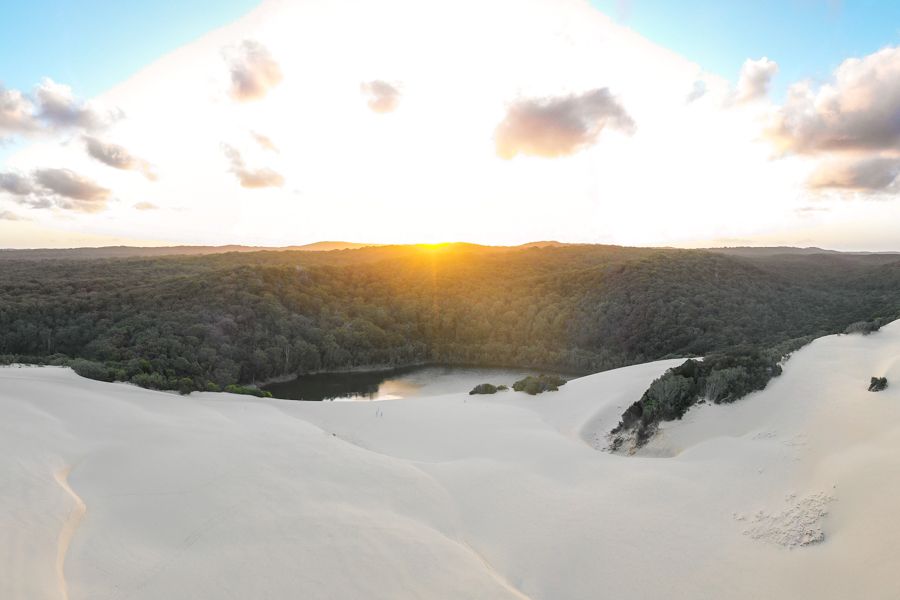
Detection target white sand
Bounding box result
[2,321,899,599]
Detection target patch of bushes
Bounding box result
[869,377,888,392]
[844,318,891,335]
[512,374,567,395]
[470,383,499,395]
[224,384,273,398]
[611,339,812,449]
[69,358,114,382]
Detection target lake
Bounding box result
[263,365,565,401]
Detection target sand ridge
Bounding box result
[54,467,87,600]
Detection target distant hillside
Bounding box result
[0,243,897,394]
[0,241,380,260]
[707,246,899,258]
[515,241,574,249]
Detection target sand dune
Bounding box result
[1,321,899,599]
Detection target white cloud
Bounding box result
[0,168,111,213]
[686,80,707,103]
[34,78,106,129]
[0,86,39,137]
[767,47,900,154]
[84,136,157,180]
[735,57,778,103]
[807,156,900,192]
[251,131,278,152]
[0,210,26,221]
[222,144,284,188]
[495,88,635,158]
[361,80,402,113]
[226,40,283,102]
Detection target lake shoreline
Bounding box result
[261,363,575,401]
[256,360,588,390]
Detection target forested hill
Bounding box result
[0,241,380,260]
[0,244,897,394]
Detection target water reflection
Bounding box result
[263,364,559,401]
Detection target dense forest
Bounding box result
[0,243,897,395]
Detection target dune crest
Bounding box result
[54,467,86,600]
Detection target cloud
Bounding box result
[796,205,831,214]
[227,40,283,102]
[686,80,707,103]
[84,136,157,180]
[764,47,900,196]
[735,57,778,103]
[360,80,401,113]
[134,201,159,210]
[807,156,900,191]
[222,144,284,188]
[34,78,107,130]
[0,171,37,195]
[33,168,111,211]
[1,78,115,141]
[494,88,635,159]
[0,85,39,136]
[0,210,26,221]
[0,168,111,213]
[767,47,900,154]
[251,131,279,152]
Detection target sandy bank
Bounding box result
[1,322,898,599]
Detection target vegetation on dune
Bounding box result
[844,318,892,335]
[512,374,568,395]
[470,383,499,395]
[869,377,888,392]
[0,244,897,396]
[610,337,813,450]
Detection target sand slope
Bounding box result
[1,321,899,599]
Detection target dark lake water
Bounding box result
[263,365,564,401]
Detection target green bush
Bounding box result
[641,373,695,422]
[69,358,113,382]
[469,383,498,395]
[613,339,812,448]
[224,384,272,398]
[512,374,567,395]
[845,318,890,335]
[177,377,196,395]
[869,377,888,392]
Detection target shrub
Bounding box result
[69,358,113,382]
[177,377,196,395]
[703,367,747,403]
[469,383,498,395]
[224,384,273,398]
[512,374,567,395]
[131,372,167,389]
[845,318,889,335]
[641,373,695,422]
[869,377,888,392]
[612,339,812,450]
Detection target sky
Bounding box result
[592,0,900,99]
[1,0,899,250]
